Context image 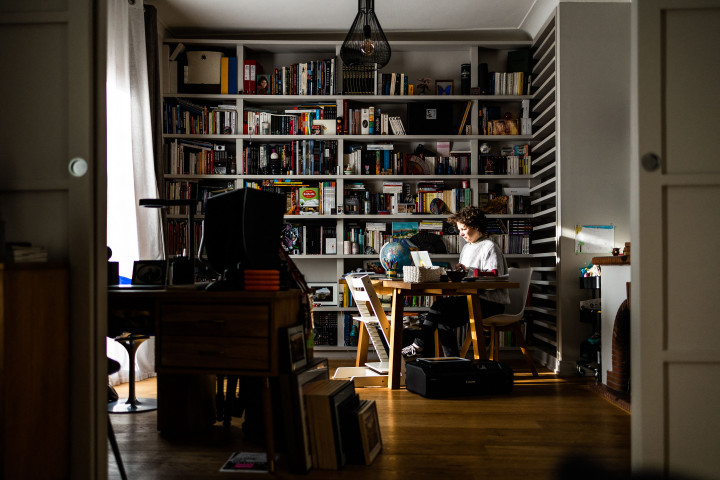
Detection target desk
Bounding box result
[108,288,302,473]
[351,279,519,390]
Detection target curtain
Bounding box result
[106,0,162,385]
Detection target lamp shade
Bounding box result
[340,0,391,69]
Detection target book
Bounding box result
[219,452,278,473]
[228,57,238,95]
[304,379,356,469]
[220,57,229,94]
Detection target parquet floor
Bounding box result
[109,355,630,479]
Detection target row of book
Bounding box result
[243,104,337,135]
[243,181,337,216]
[165,139,234,175]
[488,234,531,255]
[481,155,532,176]
[313,312,338,346]
[241,140,339,176]
[166,219,201,257]
[163,99,238,135]
[343,106,406,136]
[488,71,532,96]
[344,148,471,176]
[416,181,472,214]
[164,179,235,215]
[342,64,376,95]
[244,58,337,95]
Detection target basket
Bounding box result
[403,266,443,283]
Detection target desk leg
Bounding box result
[464,295,487,360]
[388,289,405,389]
[262,377,275,473]
[356,322,370,368]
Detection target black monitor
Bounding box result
[203,188,287,276]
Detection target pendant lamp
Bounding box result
[340,0,391,69]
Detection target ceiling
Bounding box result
[146,0,562,41]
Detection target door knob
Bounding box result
[69,158,88,177]
[641,153,660,172]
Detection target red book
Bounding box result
[343,100,349,135]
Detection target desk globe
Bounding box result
[379,241,413,278]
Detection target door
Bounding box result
[632,1,720,477]
[0,0,106,478]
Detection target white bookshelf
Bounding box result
[159,33,559,353]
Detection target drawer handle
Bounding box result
[198,319,226,324]
[199,350,224,356]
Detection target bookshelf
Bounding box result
[159,31,560,360]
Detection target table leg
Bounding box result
[261,377,275,473]
[356,322,370,368]
[388,289,405,389]
[465,295,487,360]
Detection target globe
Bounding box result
[379,241,413,274]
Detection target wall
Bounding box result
[556,2,631,374]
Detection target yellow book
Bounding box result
[220,57,229,94]
[408,84,413,95]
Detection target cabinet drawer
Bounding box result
[161,304,270,337]
[161,336,270,371]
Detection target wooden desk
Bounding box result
[108,288,302,473]
[351,279,519,390]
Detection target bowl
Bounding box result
[446,270,467,282]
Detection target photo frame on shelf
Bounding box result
[307,282,338,306]
[397,203,416,214]
[435,79,454,96]
[279,324,308,372]
[131,260,167,286]
[363,261,385,274]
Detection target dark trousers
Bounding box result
[414,296,505,357]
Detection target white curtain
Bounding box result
[106,0,163,385]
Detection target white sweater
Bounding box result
[458,238,510,305]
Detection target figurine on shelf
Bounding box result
[415,78,431,95]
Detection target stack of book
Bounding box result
[6,244,47,263]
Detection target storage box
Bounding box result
[186,51,224,85]
[406,102,453,135]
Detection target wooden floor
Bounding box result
[109,355,630,479]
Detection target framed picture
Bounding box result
[358,400,382,464]
[280,324,307,372]
[131,260,167,286]
[397,203,416,214]
[307,282,338,306]
[435,79,454,96]
[278,357,329,473]
[363,261,385,274]
[256,73,271,95]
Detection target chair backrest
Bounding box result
[346,275,391,360]
[504,267,533,317]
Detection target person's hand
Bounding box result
[455,263,466,272]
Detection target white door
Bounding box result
[0,0,106,478]
[632,1,720,477]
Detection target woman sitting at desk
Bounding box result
[401,205,509,360]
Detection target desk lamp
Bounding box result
[139,198,200,285]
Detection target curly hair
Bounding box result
[448,206,488,234]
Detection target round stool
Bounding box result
[108,334,157,413]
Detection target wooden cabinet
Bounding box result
[0,263,69,480]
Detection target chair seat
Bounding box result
[482,314,523,327]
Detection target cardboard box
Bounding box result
[186,51,224,85]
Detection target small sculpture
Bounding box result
[364,246,375,255]
[416,78,431,95]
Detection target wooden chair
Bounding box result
[340,274,397,387]
[459,267,538,376]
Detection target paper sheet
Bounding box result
[575,225,615,254]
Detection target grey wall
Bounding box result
[556,2,631,374]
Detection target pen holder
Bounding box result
[385,269,397,278]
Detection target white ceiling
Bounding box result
[146,0,561,41]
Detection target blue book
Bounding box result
[228,57,237,95]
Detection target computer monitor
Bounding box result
[203,188,287,275]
